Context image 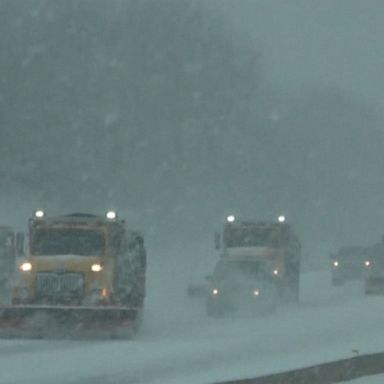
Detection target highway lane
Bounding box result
[0,270,384,384]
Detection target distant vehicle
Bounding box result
[0,210,146,338]
[330,246,370,286]
[206,215,301,316]
[364,240,384,294]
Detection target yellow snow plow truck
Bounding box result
[206,215,301,316]
[0,211,146,338]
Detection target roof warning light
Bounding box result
[227,215,235,223]
[34,210,45,219]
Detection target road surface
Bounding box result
[0,268,383,384]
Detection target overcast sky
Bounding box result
[2,0,384,258]
[219,0,384,105]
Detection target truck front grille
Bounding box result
[36,272,84,299]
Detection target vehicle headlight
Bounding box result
[106,210,117,220]
[333,261,339,267]
[278,215,286,223]
[91,264,103,272]
[273,269,279,276]
[212,288,219,295]
[34,210,45,218]
[19,262,32,272]
[365,260,371,267]
[253,289,260,296]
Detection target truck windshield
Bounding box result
[224,226,279,248]
[214,261,264,281]
[31,228,105,256]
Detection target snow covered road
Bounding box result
[350,374,384,384]
[1,270,384,384]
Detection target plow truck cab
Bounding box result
[206,215,301,316]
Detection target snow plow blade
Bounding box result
[0,305,141,339]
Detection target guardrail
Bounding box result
[216,351,384,384]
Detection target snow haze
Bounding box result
[1,1,384,383]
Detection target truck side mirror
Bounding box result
[16,232,24,255]
[128,236,144,251]
[214,233,221,250]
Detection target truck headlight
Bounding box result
[91,264,103,272]
[106,211,117,220]
[34,210,45,218]
[20,262,32,272]
[278,215,286,223]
